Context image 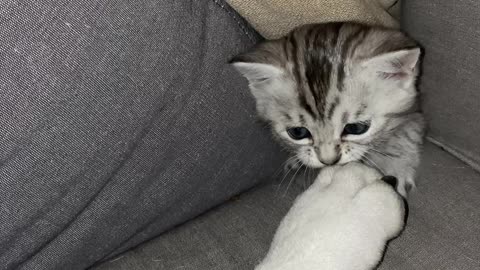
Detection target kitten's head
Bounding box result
[231,23,421,168]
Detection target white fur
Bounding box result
[256,163,405,270]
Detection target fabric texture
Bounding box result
[226,0,400,39]
[402,0,480,171]
[0,1,285,269]
[94,142,480,270]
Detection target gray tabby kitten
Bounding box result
[231,22,425,196]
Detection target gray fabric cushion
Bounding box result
[94,142,480,270]
[402,0,480,171]
[0,1,284,269]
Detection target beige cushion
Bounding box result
[226,0,400,39]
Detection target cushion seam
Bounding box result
[426,136,480,175]
[211,0,257,44]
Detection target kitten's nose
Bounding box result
[317,142,341,165]
[319,155,341,165]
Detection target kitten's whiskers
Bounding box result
[276,157,302,195]
[361,154,386,175]
[368,148,396,160]
[283,163,304,197]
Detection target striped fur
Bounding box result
[232,22,425,196]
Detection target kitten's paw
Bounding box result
[396,177,416,198]
[381,175,398,189]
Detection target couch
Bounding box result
[1,1,478,269]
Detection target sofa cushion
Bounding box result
[94,142,480,270]
[402,0,480,171]
[0,1,284,269]
[226,0,399,39]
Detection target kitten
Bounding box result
[255,162,406,270]
[231,22,425,196]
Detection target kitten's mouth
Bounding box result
[307,163,324,169]
[303,156,351,169]
[300,158,325,169]
[318,155,342,166]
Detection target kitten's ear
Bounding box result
[230,61,283,84]
[363,48,421,81]
[230,48,293,119]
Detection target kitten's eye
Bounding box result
[342,122,370,135]
[286,127,312,140]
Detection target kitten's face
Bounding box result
[232,23,420,168]
[266,66,416,168]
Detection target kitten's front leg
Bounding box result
[369,115,425,197]
[397,175,416,198]
[367,152,418,197]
